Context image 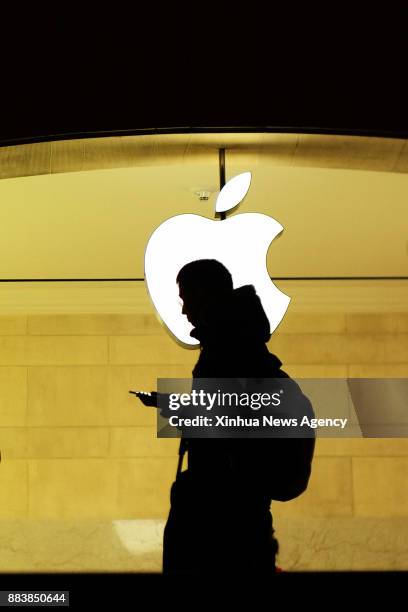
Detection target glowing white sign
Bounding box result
[144,172,290,346]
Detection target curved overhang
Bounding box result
[1,132,408,180]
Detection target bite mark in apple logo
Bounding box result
[145,172,290,347]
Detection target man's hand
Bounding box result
[129,390,158,407]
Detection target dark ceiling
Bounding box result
[1,8,406,145]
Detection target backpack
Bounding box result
[177,374,316,503]
[242,374,316,502]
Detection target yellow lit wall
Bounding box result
[1,302,408,571]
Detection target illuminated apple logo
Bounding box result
[145,172,290,346]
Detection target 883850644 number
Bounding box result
[1,592,69,606]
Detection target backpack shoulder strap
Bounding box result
[176,438,188,479]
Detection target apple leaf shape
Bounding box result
[215,171,252,213]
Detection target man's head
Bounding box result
[176,259,233,327]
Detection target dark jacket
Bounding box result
[189,285,314,501]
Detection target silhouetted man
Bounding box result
[137,259,314,575]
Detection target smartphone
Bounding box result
[129,390,157,407]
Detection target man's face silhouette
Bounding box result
[178,284,205,328]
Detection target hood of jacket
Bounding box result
[190,284,271,346]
